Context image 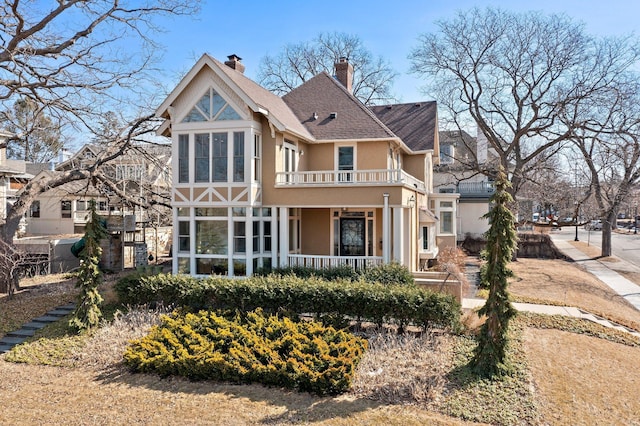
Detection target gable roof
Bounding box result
[370,102,438,152]
[156,54,312,140]
[283,72,397,141]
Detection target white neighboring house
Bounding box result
[433,129,498,241]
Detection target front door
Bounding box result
[340,218,365,256]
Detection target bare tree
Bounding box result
[567,78,640,256]
[410,7,640,198]
[0,0,200,144]
[0,1,198,293]
[258,32,397,105]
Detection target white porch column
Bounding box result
[246,211,253,276]
[393,206,404,263]
[279,207,289,267]
[382,193,390,263]
[271,213,278,268]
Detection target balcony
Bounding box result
[275,169,426,192]
[457,181,495,198]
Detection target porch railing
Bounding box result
[456,181,495,197]
[287,254,384,270]
[276,169,426,192]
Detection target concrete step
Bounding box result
[22,321,48,330]
[33,315,63,323]
[58,303,76,310]
[7,329,35,338]
[0,343,14,354]
[46,309,73,317]
[0,336,27,345]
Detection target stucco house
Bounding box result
[434,129,497,241]
[157,54,457,277]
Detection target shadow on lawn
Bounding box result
[94,364,384,424]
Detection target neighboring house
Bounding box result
[0,130,29,227]
[156,54,457,277]
[26,143,171,236]
[433,129,497,241]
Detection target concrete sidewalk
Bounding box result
[549,236,640,311]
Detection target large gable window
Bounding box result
[182,88,242,123]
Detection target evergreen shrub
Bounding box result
[124,309,367,395]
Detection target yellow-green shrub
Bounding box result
[124,309,367,395]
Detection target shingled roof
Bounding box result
[370,102,438,152]
[283,72,396,141]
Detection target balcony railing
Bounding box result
[287,254,384,270]
[275,169,426,192]
[457,181,495,197]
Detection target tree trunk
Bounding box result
[601,211,616,257]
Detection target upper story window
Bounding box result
[116,164,144,180]
[440,144,455,164]
[337,145,355,182]
[61,200,72,218]
[253,134,261,183]
[283,140,298,183]
[178,134,189,183]
[182,88,242,123]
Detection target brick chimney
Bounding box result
[334,57,353,93]
[224,54,245,74]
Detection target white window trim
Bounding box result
[335,143,357,171]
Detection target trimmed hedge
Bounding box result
[115,273,461,332]
[256,262,414,286]
[124,309,367,395]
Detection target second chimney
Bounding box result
[224,54,245,74]
[335,57,353,93]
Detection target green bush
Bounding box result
[114,273,461,332]
[124,309,367,395]
[360,262,414,286]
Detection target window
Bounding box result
[30,200,40,218]
[440,211,453,233]
[253,134,261,182]
[337,145,354,182]
[212,133,228,182]
[195,221,227,254]
[234,222,246,253]
[233,132,244,182]
[61,200,72,218]
[263,221,272,252]
[440,144,454,164]
[178,221,190,253]
[253,221,260,253]
[76,200,87,211]
[182,88,242,123]
[283,141,297,183]
[116,164,144,180]
[194,133,210,182]
[422,226,429,250]
[98,201,108,211]
[178,134,189,183]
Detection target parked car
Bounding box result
[585,220,603,231]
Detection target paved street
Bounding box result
[550,226,640,272]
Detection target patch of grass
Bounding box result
[437,323,540,426]
[5,318,87,366]
[4,303,123,366]
[517,312,640,347]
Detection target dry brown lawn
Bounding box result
[509,258,640,332]
[524,328,640,426]
[1,255,640,424]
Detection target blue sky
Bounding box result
[155,0,636,103]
